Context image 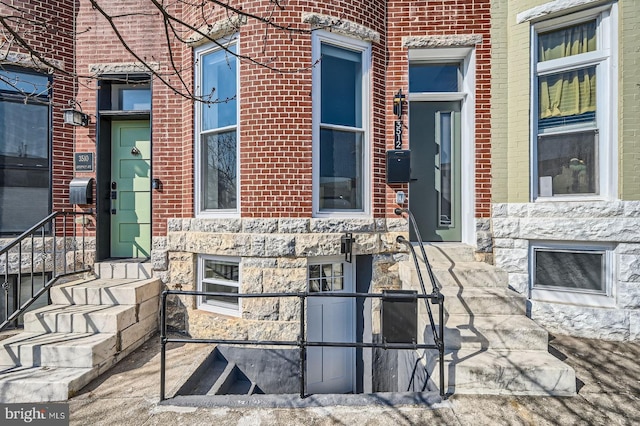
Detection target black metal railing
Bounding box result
[393,207,445,396]
[0,211,92,331]
[159,289,446,401]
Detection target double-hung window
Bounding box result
[198,255,241,316]
[0,69,51,234]
[532,6,616,200]
[313,32,370,215]
[195,39,239,214]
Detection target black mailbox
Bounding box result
[386,150,411,183]
[381,290,417,344]
[69,177,94,205]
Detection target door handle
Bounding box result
[111,182,117,214]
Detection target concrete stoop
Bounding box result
[400,243,576,396]
[0,261,161,403]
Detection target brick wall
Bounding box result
[75,0,188,235]
[387,0,493,218]
[230,0,387,218]
[61,0,492,236]
[620,0,640,200]
[0,0,75,217]
[489,0,509,203]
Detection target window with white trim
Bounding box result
[197,256,241,316]
[313,32,370,215]
[530,242,614,307]
[532,5,616,200]
[195,38,239,214]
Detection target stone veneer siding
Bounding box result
[493,201,640,341]
[153,218,409,339]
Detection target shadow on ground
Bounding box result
[68,333,640,426]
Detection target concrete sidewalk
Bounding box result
[68,333,640,425]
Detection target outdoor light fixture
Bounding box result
[63,108,89,127]
[341,232,353,263]
[152,178,162,191]
[393,89,405,118]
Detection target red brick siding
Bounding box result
[0,0,75,227]
[43,0,491,238]
[387,0,492,218]
[75,1,188,235]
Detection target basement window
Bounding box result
[197,256,240,317]
[530,243,614,306]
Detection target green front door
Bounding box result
[409,101,462,242]
[111,121,151,258]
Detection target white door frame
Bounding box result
[408,47,476,245]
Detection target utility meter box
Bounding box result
[69,177,94,205]
[386,150,411,183]
[381,290,417,344]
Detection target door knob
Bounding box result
[131,147,140,155]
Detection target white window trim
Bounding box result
[407,47,476,246]
[312,30,371,218]
[529,241,616,308]
[194,36,241,217]
[530,4,618,202]
[197,255,242,317]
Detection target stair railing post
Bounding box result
[3,252,8,323]
[439,294,445,397]
[160,290,167,401]
[298,293,306,399]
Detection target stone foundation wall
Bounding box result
[0,237,96,277]
[493,201,640,340]
[154,218,410,339]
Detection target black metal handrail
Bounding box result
[0,211,92,331]
[159,289,446,401]
[394,207,445,395]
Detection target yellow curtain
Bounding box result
[538,21,597,119]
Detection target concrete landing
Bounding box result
[65,333,640,425]
[426,349,577,396]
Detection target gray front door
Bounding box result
[409,101,462,242]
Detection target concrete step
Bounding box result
[0,364,98,403]
[207,361,239,395]
[51,277,161,306]
[176,348,229,396]
[403,261,509,288]
[426,349,576,396]
[0,332,116,368]
[0,267,162,403]
[94,261,152,280]
[417,243,477,263]
[175,347,260,397]
[119,311,158,354]
[24,304,137,334]
[436,287,526,316]
[422,315,549,351]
